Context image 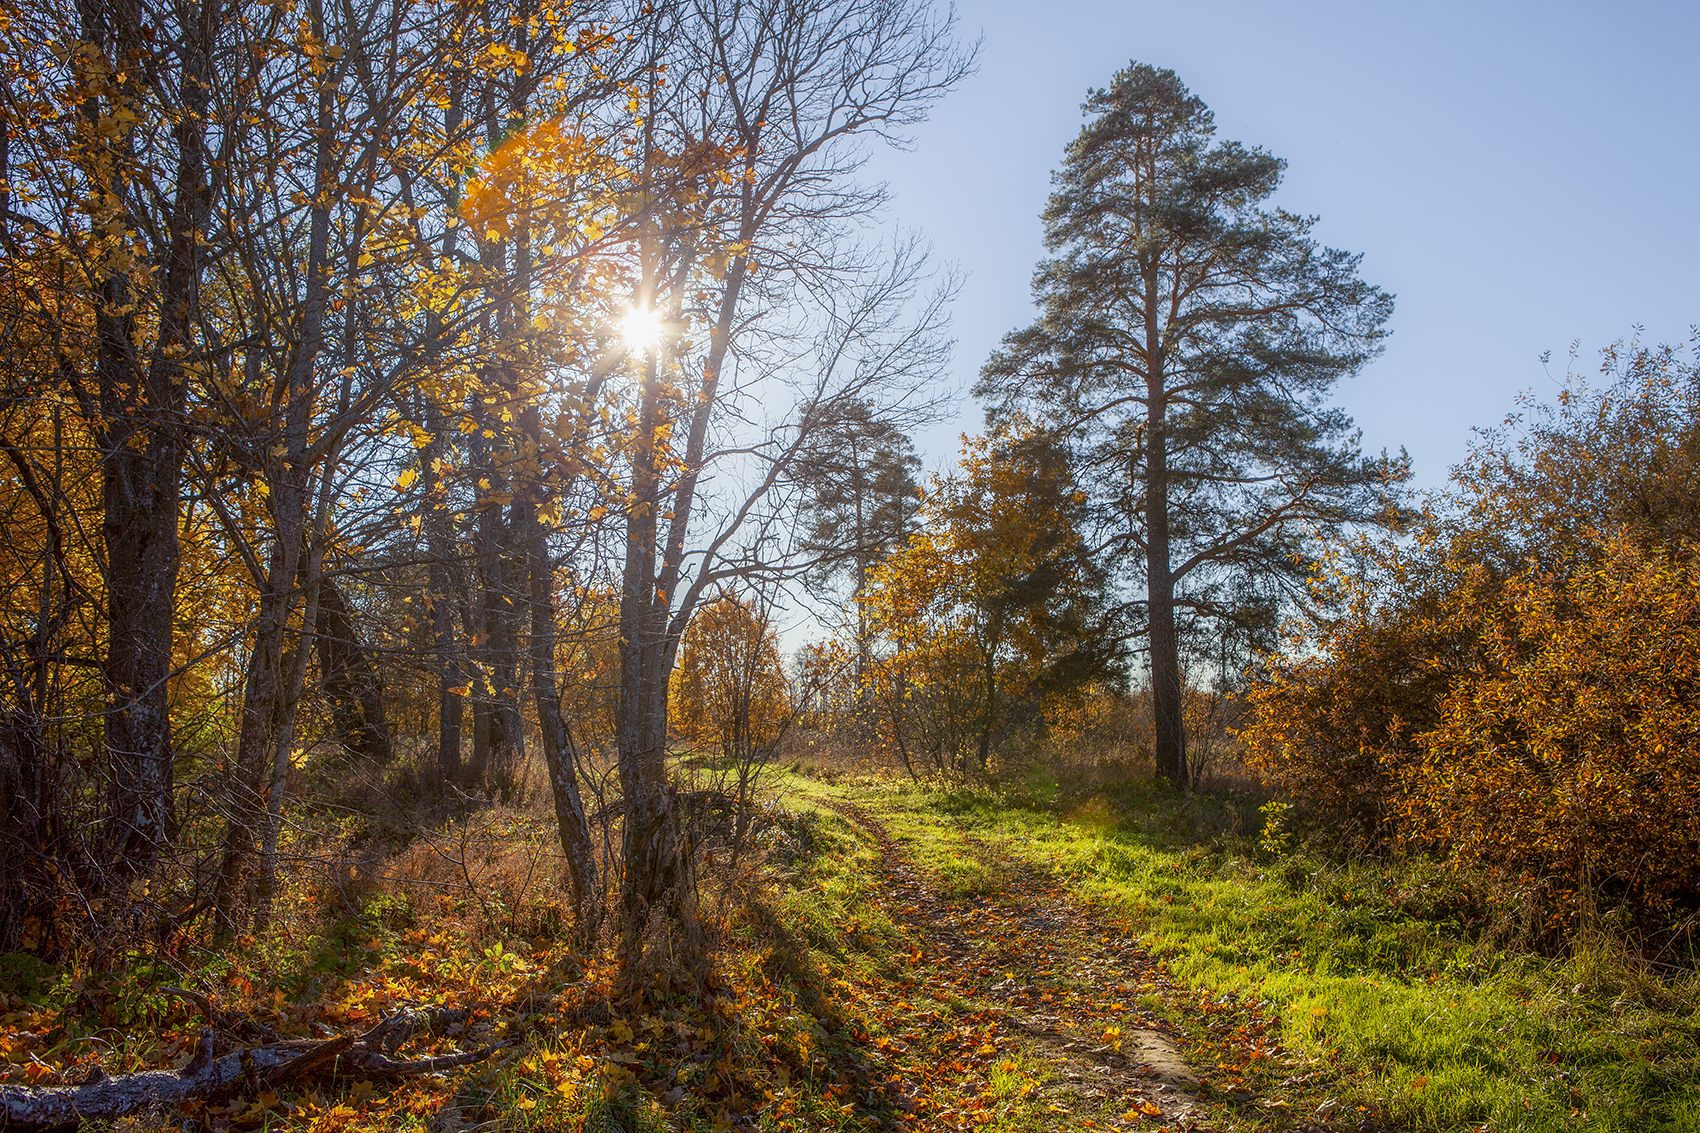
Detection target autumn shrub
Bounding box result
[1401,538,1700,914]
[1243,340,1700,934]
[1241,531,1495,848]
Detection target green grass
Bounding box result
[776,768,1700,1133]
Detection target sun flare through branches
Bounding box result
[618,305,665,355]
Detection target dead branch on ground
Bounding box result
[0,1006,493,1130]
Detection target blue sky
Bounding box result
[861,0,1700,491]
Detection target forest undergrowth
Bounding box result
[3,762,1698,1133]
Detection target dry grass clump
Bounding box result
[375,808,572,941]
[775,723,909,781]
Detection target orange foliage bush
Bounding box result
[1240,532,1489,848]
[1404,540,1700,908]
[1243,340,1700,919]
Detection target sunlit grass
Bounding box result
[776,769,1700,1133]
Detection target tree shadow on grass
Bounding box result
[746,897,910,1130]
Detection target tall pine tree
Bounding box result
[980,63,1405,786]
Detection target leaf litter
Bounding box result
[0,787,1395,1133]
[809,794,1393,1133]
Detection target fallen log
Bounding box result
[0,1009,500,1131]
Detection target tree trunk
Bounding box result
[468,692,491,790]
[0,418,72,950]
[0,1009,497,1130]
[430,559,463,789]
[468,401,524,797]
[215,443,316,935]
[851,445,870,685]
[423,70,466,792]
[212,585,287,932]
[1145,399,1187,788]
[314,576,391,764]
[424,413,463,790]
[101,435,182,874]
[254,570,320,933]
[0,680,56,952]
[237,0,337,930]
[524,500,598,936]
[615,349,701,991]
[975,623,999,773]
[85,0,215,879]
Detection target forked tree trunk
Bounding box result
[215,4,337,929]
[214,461,315,935]
[84,0,216,880]
[615,349,702,991]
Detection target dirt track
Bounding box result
[816,797,1220,1131]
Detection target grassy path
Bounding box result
[782,782,1377,1133]
[817,794,1211,1129]
[777,771,1700,1133]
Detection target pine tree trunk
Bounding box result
[1146,400,1187,788]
